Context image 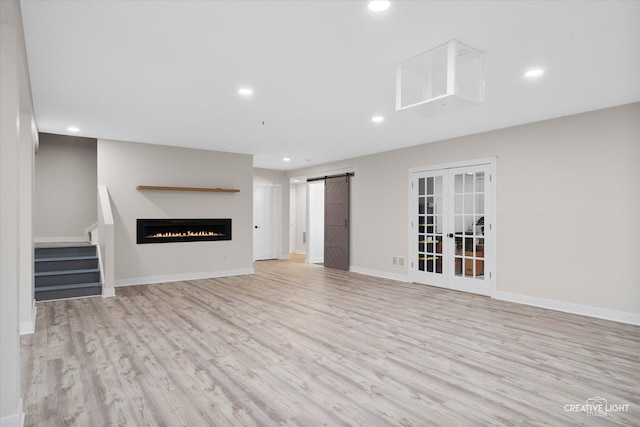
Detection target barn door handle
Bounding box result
[447,233,454,238]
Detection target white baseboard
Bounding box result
[493,291,640,326]
[349,266,410,283]
[114,268,255,287]
[0,398,24,427]
[34,236,86,243]
[19,300,36,335]
[102,287,116,298]
[345,269,639,325]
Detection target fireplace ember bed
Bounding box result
[137,219,231,244]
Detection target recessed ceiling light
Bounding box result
[67,126,79,132]
[238,88,253,96]
[283,157,291,162]
[372,115,384,123]
[524,68,544,78]
[368,1,390,12]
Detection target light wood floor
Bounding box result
[21,258,639,426]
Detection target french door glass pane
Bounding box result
[418,175,443,274]
[475,194,485,214]
[476,172,484,192]
[464,173,474,192]
[454,174,463,193]
[435,176,443,194]
[454,171,485,279]
[464,194,474,214]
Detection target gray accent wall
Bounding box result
[35,133,97,241]
[97,139,253,284]
[288,103,640,318]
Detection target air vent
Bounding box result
[392,256,406,267]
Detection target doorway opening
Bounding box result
[289,172,353,270]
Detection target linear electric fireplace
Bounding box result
[137,219,232,244]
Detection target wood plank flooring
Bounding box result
[21,258,640,426]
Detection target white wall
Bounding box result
[1,0,36,424]
[97,139,254,285]
[289,103,640,320]
[253,168,290,259]
[34,133,97,241]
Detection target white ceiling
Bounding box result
[20,1,640,171]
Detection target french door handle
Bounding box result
[447,233,454,238]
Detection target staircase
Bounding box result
[34,244,102,301]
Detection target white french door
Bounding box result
[410,161,495,296]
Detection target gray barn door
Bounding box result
[324,175,350,271]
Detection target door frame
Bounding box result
[408,157,497,296]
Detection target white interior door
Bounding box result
[254,185,279,260]
[306,181,325,264]
[411,161,494,296]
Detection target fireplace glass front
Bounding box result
[137,218,232,244]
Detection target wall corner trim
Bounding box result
[0,398,25,427]
[19,301,36,335]
[102,288,116,298]
[493,291,640,326]
[114,268,255,287]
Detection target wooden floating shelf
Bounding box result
[136,185,240,193]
